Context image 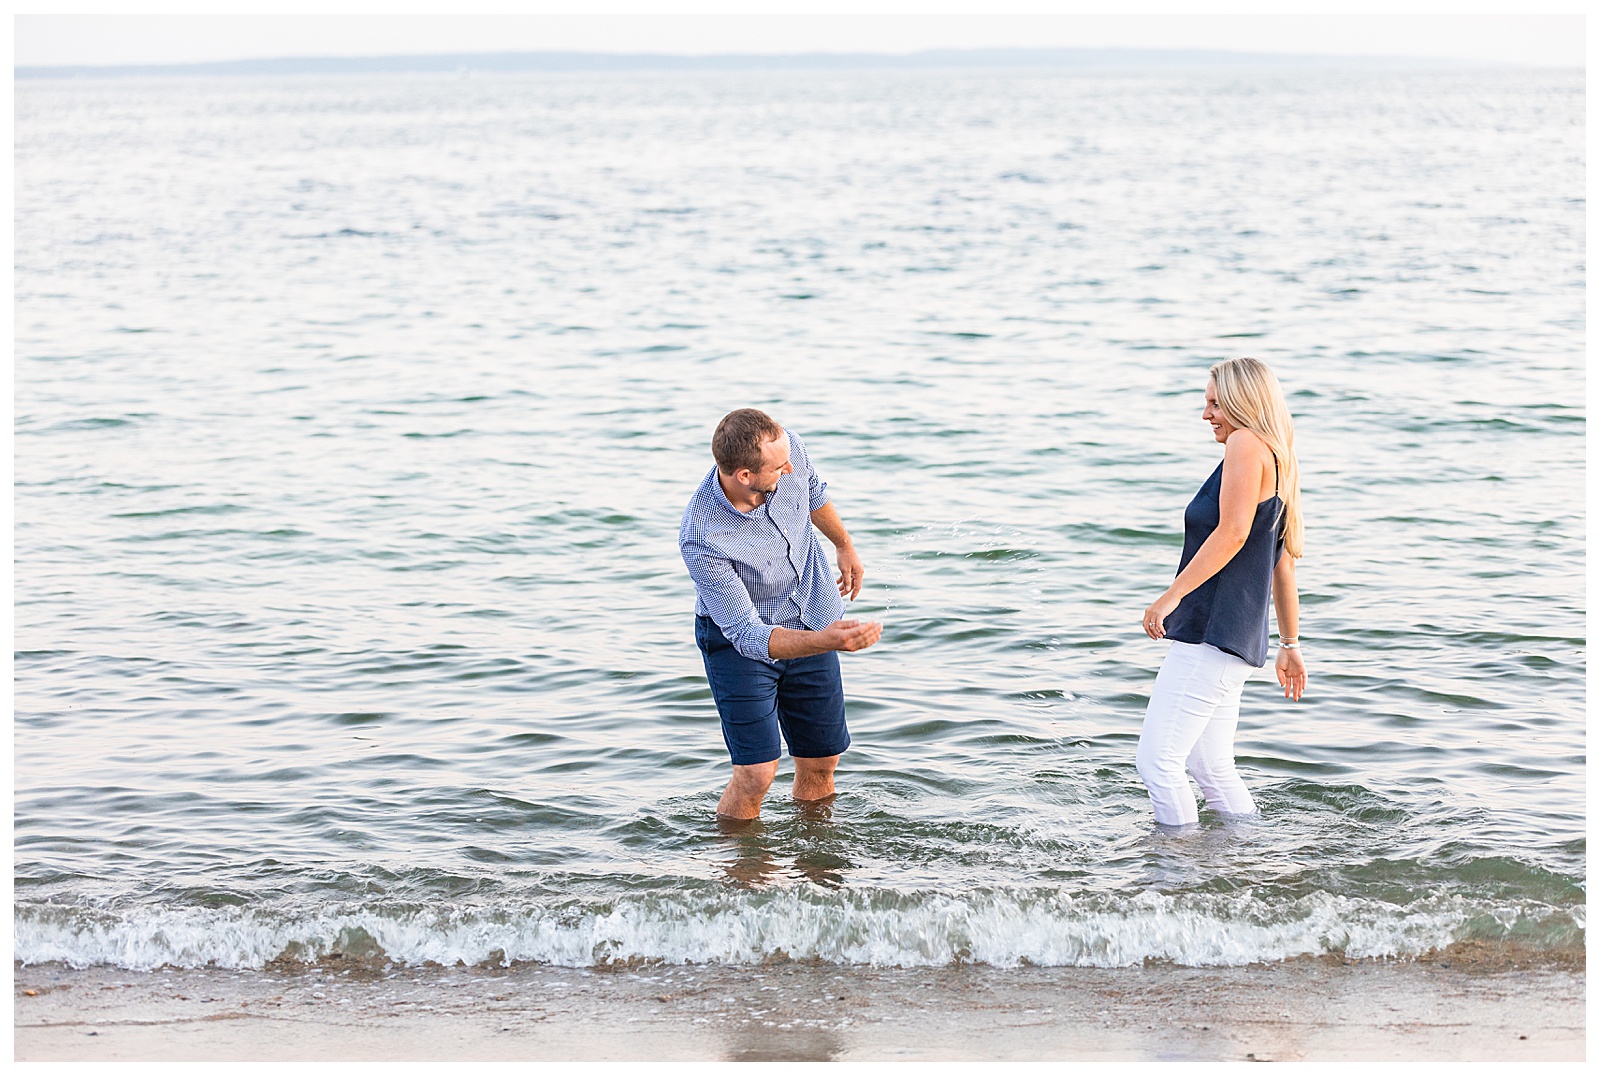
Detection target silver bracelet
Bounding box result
[1278,641,1301,650]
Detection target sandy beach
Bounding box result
[15,949,1583,1061]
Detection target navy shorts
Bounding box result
[695,616,850,766]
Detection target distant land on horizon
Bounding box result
[15,46,1498,79]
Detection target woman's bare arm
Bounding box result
[1271,550,1299,642]
[1142,430,1270,638]
[1272,550,1306,700]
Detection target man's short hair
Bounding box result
[713,409,784,474]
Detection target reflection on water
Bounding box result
[718,806,854,890]
[1139,816,1269,888]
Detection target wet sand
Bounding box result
[15,952,1584,1061]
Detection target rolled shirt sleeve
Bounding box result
[681,539,779,664]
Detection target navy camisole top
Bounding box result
[1162,459,1285,668]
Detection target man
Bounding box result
[679,408,882,820]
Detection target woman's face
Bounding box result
[1202,379,1237,444]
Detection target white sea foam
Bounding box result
[15,889,1578,971]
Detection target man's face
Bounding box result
[741,435,794,496]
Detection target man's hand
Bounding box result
[810,503,862,599]
[823,619,881,653]
[836,544,864,600]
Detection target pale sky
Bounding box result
[13,13,1588,69]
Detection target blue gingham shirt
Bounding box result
[679,428,846,664]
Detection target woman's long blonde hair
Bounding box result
[1210,357,1304,558]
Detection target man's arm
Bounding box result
[681,542,779,663]
[810,501,864,601]
[683,537,880,661]
[770,620,881,659]
[791,429,865,602]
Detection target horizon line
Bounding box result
[15,45,1533,79]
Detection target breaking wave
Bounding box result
[15,887,1584,971]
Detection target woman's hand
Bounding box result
[1275,647,1307,701]
[1142,592,1180,640]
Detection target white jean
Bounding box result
[1136,640,1259,826]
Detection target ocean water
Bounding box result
[14,66,1585,972]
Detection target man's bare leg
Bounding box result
[717,760,778,820]
[792,755,840,803]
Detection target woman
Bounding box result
[1136,357,1306,827]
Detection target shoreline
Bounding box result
[15,950,1584,1061]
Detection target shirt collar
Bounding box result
[703,465,766,519]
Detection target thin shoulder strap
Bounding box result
[1271,453,1286,539]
